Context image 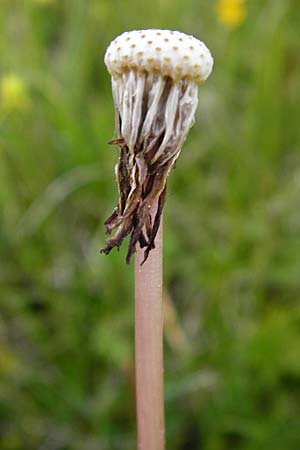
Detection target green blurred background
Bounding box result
[1,0,300,449]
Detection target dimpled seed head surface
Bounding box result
[105,29,213,83]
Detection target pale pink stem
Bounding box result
[134,204,165,450]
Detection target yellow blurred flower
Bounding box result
[216,0,246,27]
[0,74,30,112]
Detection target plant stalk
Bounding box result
[134,204,165,450]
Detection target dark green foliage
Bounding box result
[1,1,300,449]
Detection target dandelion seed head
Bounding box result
[105,29,213,83]
[101,30,213,262]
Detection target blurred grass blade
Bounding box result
[16,164,100,240]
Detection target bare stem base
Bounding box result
[135,208,165,450]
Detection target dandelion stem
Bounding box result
[135,201,165,450]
